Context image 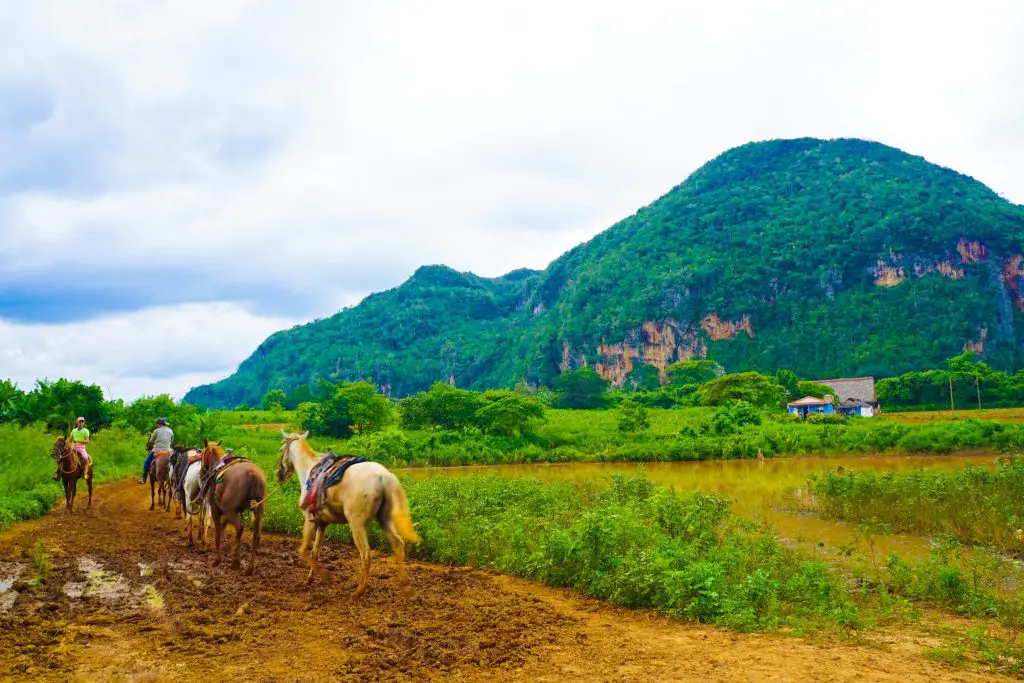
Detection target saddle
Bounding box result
[301,452,367,517]
[198,454,251,502]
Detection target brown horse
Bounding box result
[278,430,421,597]
[52,437,92,512]
[150,450,172,512]
[201,440,266,575]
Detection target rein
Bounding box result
[54,442,80,476]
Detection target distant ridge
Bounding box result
[186,137,1024,408]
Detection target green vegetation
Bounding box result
[808,453,1024,548]
[185,137,1024,409]
[879,351,1024,411]
[0,423,146,531]
[265,473,858,632]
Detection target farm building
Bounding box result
[787,396,835,419]
[838,398,874,417]
[814,376,880,414]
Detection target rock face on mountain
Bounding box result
[185,137,1024,408]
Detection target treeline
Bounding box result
[877,351,1024,410]
[260,360,839,439]
[0,378,218,445]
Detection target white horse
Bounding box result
[181,455,210,548]
[277,430,421,597]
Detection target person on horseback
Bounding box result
[53,416,92,481]
[139,417,174,484]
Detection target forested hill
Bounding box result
[185,137,1024,408]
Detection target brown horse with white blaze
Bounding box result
[201,440,266,575]
[277,430,421,597]
[52,437,92,512]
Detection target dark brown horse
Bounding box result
[150,450,172,512]
[52,437,92,512]
[201,440,266,575]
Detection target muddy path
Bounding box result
[0,480,1011,682]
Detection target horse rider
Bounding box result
[54,416,92,480]
[139,417,174,484]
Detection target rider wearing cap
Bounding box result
[139,417,174,484]
[54,416,92,480]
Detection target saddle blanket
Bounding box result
[301,452,366,516]
[198,454,251,502]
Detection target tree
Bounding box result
[774,369,799,399]
[474,390,546,436]
[696,372,787,409]
[398,382,485,430]
[284,384,317,410]
[552,367,611,410]
[0,380,24,424]
[261,389,287,411]
[625,363,662,391]
[617,398,650,433]
[795,381,837,402]
[947,351,993,410]
[666,360,726,386]
[336,381,393,433]
[18,379,111,432]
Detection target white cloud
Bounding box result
[0,302,299,401]
[1,0,1024,398]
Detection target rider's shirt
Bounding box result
[71,427,89,444]
[148,426,174,452]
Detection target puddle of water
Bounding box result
[141,585,164,611]
[0,562,25,612]
[63,557,136,605]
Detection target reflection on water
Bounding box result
[405,453,998,561]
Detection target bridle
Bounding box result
[53,439,79,476]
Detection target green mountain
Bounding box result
[186,137,1024,408]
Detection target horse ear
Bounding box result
[301,431,309,440]
[203,438,209,447]
[216,440,222,447]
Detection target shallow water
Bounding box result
[404,453,999,561]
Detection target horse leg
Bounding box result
[306,523,328,585]
[298,518,316,560]
[351,520,372,598]
[86,474,92,510]
[200,504,210,547]
[186,511,194,547]
[150,478,156,511]
[63,479,72,514]
[379,513,409,588]
[211,511,224,567]
[246,505,263,577]
[221,511,243,571]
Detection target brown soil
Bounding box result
[0,480,1011,682]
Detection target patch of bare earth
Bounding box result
[0,480,1012,682]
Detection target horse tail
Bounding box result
[247,469,268,512]
[385,476,421,544]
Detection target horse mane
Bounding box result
[295,437,319,460]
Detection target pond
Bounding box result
[404,453,999,562]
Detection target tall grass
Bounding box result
[263,472,858,632]
[0,423,146,530]
[807,454,1024,548]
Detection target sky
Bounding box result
[2,0,1024,401]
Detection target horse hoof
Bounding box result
[231,560,241,571]
[243,567,255,577]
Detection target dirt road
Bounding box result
[0,479,1010,682]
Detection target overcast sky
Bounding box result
[2,0,1023,401]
